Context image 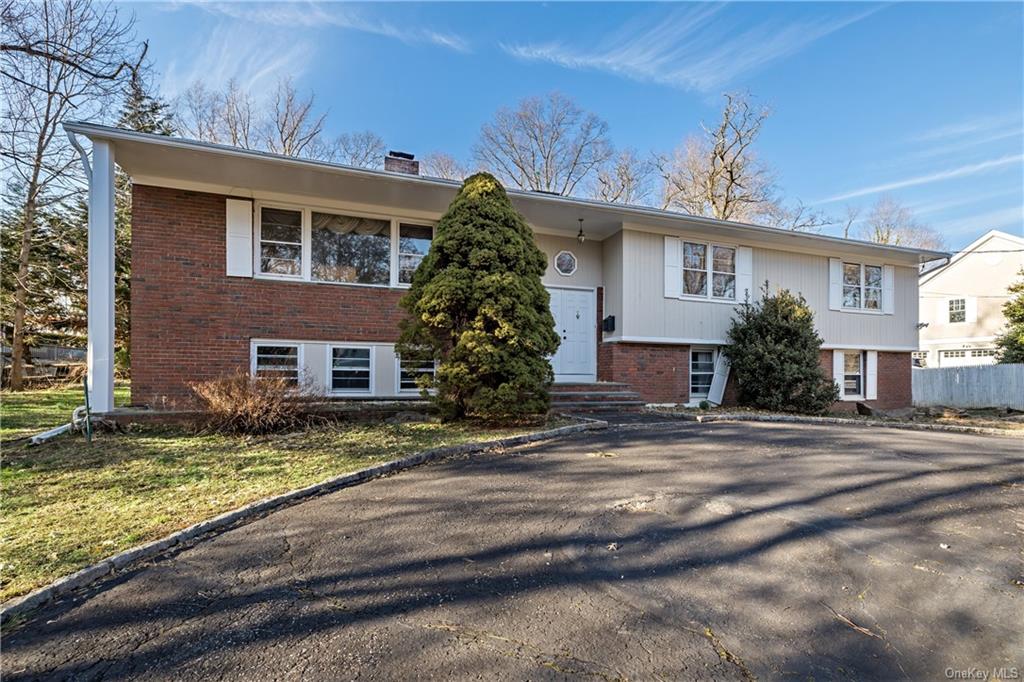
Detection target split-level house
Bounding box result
[64,122,947,413]
[917,230,1024,367]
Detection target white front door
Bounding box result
[548,287,596,382]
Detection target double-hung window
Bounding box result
[842,263,883,310]
[331,346,372,393]
[312,211,391,285]
[398,224,432,285]
[682,242,737,300]
[843,351,864,397]
[397,355,436,392]
[259,208,303,276]
[948,298,966,323]
[253,344,300,385]
[690,349,715,398]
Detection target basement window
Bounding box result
[253,344,300,385]
[331,346,372,393]
[690,348,715,398]
[397,355,436,392]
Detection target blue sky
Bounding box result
[130,2,1023,250]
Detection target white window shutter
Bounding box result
[828,258,842,311]
[832,351,844,394]
[965,296,978,323]
[664,236,681,298]
[226,199,253,277]
[735,246,753,302]
[707,352,731,406]
[881,265,895,314]
[866,350,878,400]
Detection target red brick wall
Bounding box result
[131,185,405,407]
[598,342,691,403]
[820,349,912,411]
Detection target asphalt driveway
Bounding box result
[4,422,1022,680]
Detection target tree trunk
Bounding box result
[9,192,36,391]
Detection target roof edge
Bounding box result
[64,121,951,262]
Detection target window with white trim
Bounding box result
[682,242,736,300]
[398,223,432,285]
[690,348,715,398]
[843,351,864,397]
[331,346,372,392]
[842,263,882,310]
[254,203,435,288]
[948,298,966,323]
[397,355,436,392]
[253,344,299,385]
[312,211,391,285]
[911,351,927,368]
[259,208,303,276]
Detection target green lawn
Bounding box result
[0,384,131,441]
[1,388,558,602]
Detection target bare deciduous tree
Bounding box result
[177,81,221,143]
[859,195,946,250]
[658,92,776,221]
[590,148,654,205]
[658,92,826,232]
[474,92,612,196]
[222,79,256,149]
[263,77,325,158]
[1,0,142,389]
[841,204,861,239]
[332,130,385,169]
[421,151,468,180]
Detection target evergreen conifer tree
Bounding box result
[397,173,560,421]
[724,283,839,414]
[995,269,1024,363]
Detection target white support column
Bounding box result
[87,139,116,413]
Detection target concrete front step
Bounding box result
[552,400,646,412]
[551,382,631,392]
[550,391,643,401]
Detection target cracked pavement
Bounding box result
[3,421,1022,680]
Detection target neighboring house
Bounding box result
[917,230,1024,368]
[64,122,946,413]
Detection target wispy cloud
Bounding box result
[199,2,470,53]
[932,205,1024,236]
[501,5,878,92]
[909,112,1023,144]
[161,21,314,96]
[820,154,1024,204]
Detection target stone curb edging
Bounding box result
[647,410,1022,438]
[0,417,607,624]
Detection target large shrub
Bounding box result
[724,284,839,414]
[397,173,560,421]
[995,268,1024,363]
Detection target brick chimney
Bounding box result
[384,150,419,175]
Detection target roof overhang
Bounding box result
[64,121,949,265]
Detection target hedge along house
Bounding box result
[65,122,947,414]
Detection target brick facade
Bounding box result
[819,349,913,411]
[598,342,691,403]
[131,185,405,407]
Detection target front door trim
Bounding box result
[547,285,597,384]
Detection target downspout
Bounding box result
[26,132,97,445]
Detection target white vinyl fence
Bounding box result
[912,364,1024,410]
